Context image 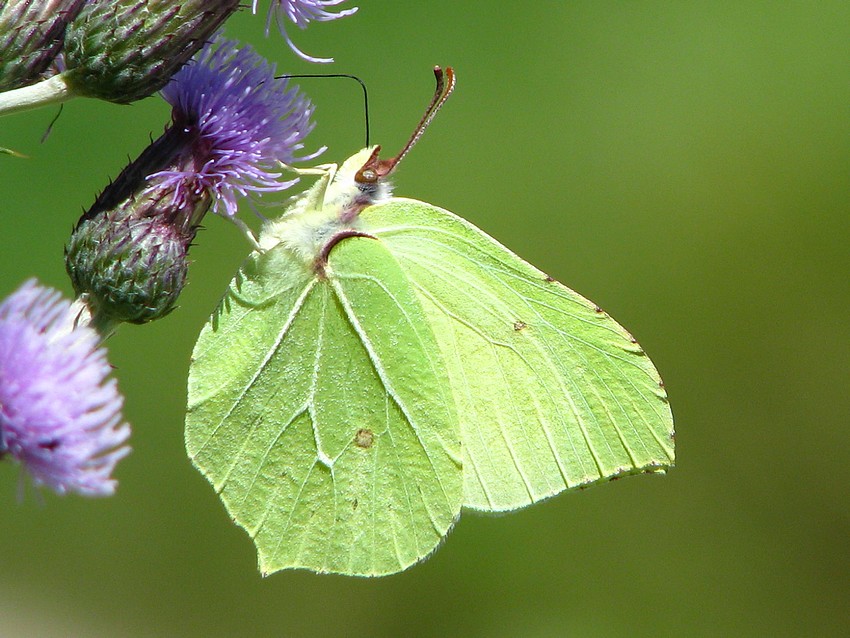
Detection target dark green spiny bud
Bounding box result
[63,0,239,104]
[65,126,211,329]
[65,199,203,327]
[0,0,85,91]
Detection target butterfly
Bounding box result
[186,67,674,577]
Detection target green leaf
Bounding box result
[362,199,674,511]
[186,235,462,577]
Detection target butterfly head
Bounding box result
[334,66,456,222]
[261,68,456,267]
[327,146,394,222]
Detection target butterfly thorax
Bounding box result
[258,147,393,274]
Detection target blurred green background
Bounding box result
[2,1,848,636]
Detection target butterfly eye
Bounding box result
[358,168,378,183]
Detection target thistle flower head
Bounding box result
[0,281,130,497]
[0,0,85,91]
[66,37,320,327]
[63,0,240,103]
[254,0,358,63]
[65,174,206,328]
[156,36,321,218]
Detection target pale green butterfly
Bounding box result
[186,67,674,577]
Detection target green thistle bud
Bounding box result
[63,0,239,104]
[65,127,211,329]
[0,0,85,91]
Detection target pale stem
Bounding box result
[0,74,76,118]
[70,294,119,340]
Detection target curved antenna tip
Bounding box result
[376,65,456,176]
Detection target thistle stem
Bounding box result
[69,295,119,340]
[0,74,75,118]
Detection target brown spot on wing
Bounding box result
[354,428,374,449]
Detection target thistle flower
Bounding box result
[0,280,130,497]
[66,37,319,327]
[254,0,358,63]
[0,0,85,92]
[62,0,240,103]
[156,37,321,219]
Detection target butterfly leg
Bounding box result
[279,162,339,213]
[279,162,338,181]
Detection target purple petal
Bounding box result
[253,0,358,63]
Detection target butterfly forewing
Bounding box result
[363,198,675,512]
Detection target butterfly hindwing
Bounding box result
[186,236,462,576]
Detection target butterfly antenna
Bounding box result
[276,73,370,146]
[377,66,455,177]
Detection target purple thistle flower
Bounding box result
[155,36,321,219]
[66,37,321,327]
[253,0,358,63]
[0,280,130,497]
[65,39,324,334]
